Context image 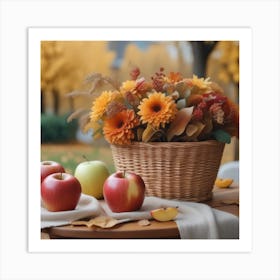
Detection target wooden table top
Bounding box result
[42,185,239,239]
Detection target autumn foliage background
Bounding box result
[41,41,239,174]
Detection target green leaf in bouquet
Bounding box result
[167,107,193,141]
[212,129,231,144]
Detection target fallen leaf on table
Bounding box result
[87,216,120,228]
[71,216,124,228]
[137,219,151,226]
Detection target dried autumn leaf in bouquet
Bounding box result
[167,107,194,141]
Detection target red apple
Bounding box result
[41,173,81,212]
[103,171,145,213]
[41,161,65,182]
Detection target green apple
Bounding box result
[74,160,110,199]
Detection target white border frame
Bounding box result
[28,27,252,253]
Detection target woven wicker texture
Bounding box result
[111,141,225,202]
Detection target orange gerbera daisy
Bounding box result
[90,91,119,122]
[103,109,139,145]
[137,92,178,128]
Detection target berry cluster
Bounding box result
[151,67,166,92]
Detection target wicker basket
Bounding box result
[110,140,225,202]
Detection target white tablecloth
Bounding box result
[41,194,102,228]
[41,195,239,239]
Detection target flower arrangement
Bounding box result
[68,67,239,146]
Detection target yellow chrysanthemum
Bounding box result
[103,109,139,145]
[189,75,211,90]
[137,92,178,128]
[120,80,137,96]
[90,91,118,122]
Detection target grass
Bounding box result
[41,142,116,175]
[41,140,236,175]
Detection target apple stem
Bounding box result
[82,155,89,162]
[123,169,126,178]
[59,173,63,180]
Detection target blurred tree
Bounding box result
[41,41,64,114]
[41,41,114,115]
[190,41,217,77]
[211,41,239,103]
[216,41,239,85]
[207,41,239,99]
